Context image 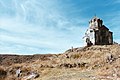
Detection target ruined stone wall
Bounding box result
[108,32,113,44]
[95,30,113,45]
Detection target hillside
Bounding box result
[0,44,120,80]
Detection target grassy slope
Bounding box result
[0,44,120,80]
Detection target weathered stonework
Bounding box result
[83,16,113,46]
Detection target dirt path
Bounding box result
[35,68,96,80]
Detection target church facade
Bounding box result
[83,16,113,46]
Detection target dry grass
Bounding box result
[0,44,120,80]
[0,67,7,80]
[71,53,82,59]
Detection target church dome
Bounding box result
[90,16,100,22]
[89,16,103,30]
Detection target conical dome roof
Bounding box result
[90,16,100,22]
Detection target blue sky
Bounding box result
[0,0,120,55]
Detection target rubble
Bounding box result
[23,72,39,80]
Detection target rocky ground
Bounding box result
[0,44,120,80]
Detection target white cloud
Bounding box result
[0,0,88,54]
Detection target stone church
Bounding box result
[83,16,113,46]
